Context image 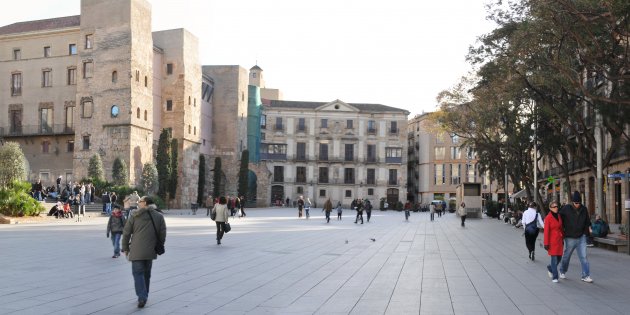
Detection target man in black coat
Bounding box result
[558,191,593,283]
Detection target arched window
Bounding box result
[144,110,147,121]
[188,96,191,105]
[194,126,196,135]
[144,76,148,87]
[112,71,117,83]
[136,108,140,119]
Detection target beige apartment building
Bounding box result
[407,113,511,209]
[0,0,201,207]
[260,99,410,207]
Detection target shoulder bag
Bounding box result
[148,211,165,255]
[525,213,539,235]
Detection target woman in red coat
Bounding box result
[544,201,564,283]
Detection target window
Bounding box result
[137,108,141,119]
[389,169,398,185]
[297,187,304,194]
[194,126,196,135]
[13,49,21,60]
[67,140,74,152]
[42,141,50,153]
[368,188,374,196]
[345,190,352,198]
[188,125,191,134]
[166,100,173,111]
[451,164,460,185]
[367,144,376,162]
[346,119,353,129]
[296,167,306,183]
[344,168,355,184]
[344,144,354,161]
[11,73,22,96]
[188,96,191,105]
[44,46,51,57]
[436,134,445,144]
[275,117,283,130]
[261,133,265,140]
[297,118,306,132]
[260,115,267,129]
[273,166,284,182]
[112,71,118,83]
[390,121,398,134]
[42,70,52,87]
[65,106,74,130]
[450,147,460,159]
[83,61,93,78]
[434,146,445,160]
[367,120,376,134]
[319,190,326,197]
[296,142,306,160]
[319,143,328,160]
[82,100,93,118]
[367,168,375,185]
[85,34,93,49]
[69,44,77,55]
[386,147,403,163]
[166,63,173,75]
[466,163,476,182]
[451,134,459,144]
[9,109,22,134]
[67,68,76,85]
[252,72,257,78]
[144,110,148,121]
[321,119,328,128]
[435,164,445,185]
[135,70,139,82]
[40,108,52,133]
[82,135,90,150]
[466,147,474,159]
[319,167,329,183]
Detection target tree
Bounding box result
[141,163,158,195]
[238,150,249,200]
[213,157,222,198]
[88,154,104,182]
[197,154,206,205]
[0,142,27,188]
[169,138,178,199]
[112,157,128,186]
[156,129,171,200]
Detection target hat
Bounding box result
[572,191,582,203]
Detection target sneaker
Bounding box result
[137,300,146,308]
[581,276,593,283]
[552,279,558,283]
[547,271,552,278]
[559,273,566,279]
[586,243,594,247]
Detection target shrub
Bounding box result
[150,195,166,210]
[485,200,501,218]
[88,154,104,182]
[0,142,28,188]
[141,163,158,195]
[0,180,45,216]
[112,157,128,186]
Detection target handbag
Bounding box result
[224,222,231,233]
[147,210,165,255]
[210,205,217,221]
[525,213,539,235]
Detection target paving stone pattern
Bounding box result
[1,209,629,314]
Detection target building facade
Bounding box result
[260,99,409,208]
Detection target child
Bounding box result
[336,201,343,220]
[106,206,126,258]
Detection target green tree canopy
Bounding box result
[112,157,128,186]
[213,157,222,198]
[197,154,206,205]
[156,129,171,200]
[0,142,28,188]
[88,154,104,182]
[141,162,158,195]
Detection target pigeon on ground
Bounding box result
[370,238,376,242]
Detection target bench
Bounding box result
[593,236,628,253]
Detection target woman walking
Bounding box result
[106,206,126,258]
[458,202,467,227]
[297,196,304,218]
[544,201,563,282]
[211,197,230,245]
[523,202,545,261]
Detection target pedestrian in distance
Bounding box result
[437,202,442,217]
[458,202,467,227]
[323,198,333,223]
[336,201,343,220]
[404,200,411,221]
[429,203,435,221]
[365,200,373,222]
[124,191,140,217]
[305,198,312,219]
[544,201,563,283]
[559,191,593,283]
[121,196,167,308]
[211,196,230,245]
[354,199,364,224]
[522,202,544,261]
[206,195,213,216]
[106,205,126,258]
[239,196,247,217]
[297,196,304,218]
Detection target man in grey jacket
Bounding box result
[122,196,166,308]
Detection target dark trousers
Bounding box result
[525,229,539,253]
[216,222,226,240]
[325,211,330,222]
[460,215,467,226]
[337,212,342,220]
[132,260,153,302]
[366,210,371,222]
[430,212,434,221]
[355,212,363,223]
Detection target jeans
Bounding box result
[111,232,122,255]
[355,212,363,223]
[105,203,112,215]
[216,222,226,241]
[131,260,153,302]
[547,255,562,280]
[325,211,330,223]
[366,211,371,222]
[560,235,590,278]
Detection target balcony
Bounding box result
[367,128,377,135]
[294,154,307,162]
[0,124,74,137]
[260,153,287,161]
[317,155,329,162]
[365,156,378,163]
[385,157,403,164]
[11,87,21,96]
[388,179,399,186]
[274,124,284,131]
[389,128,399,135]
[296,125,307,133]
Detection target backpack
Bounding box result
[525,213,539,235]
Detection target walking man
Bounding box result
[559,191,593,283]
[323,198,333,223]
[122,196,167,308]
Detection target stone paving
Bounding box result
[1,208,629,314]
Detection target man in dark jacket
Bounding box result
[558,191,593,283]
[122,196,167,308]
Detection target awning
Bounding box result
[511,189,527,199]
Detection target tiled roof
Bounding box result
[267,100,410,114]
[0,15,80,36]
[250,65,263,71]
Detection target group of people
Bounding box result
[522,191,594,283]
[205,195,246,218]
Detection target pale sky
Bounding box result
[1,0,495,117]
